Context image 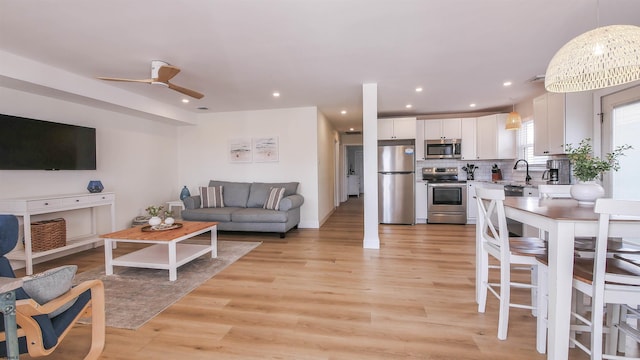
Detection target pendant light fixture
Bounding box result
[505,103,522,130]
[545,1,640,93]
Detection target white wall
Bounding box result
[0,87,180,234]
[316,110,337,226]
[177,107,321,228]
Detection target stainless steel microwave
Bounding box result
[425,139,462,159]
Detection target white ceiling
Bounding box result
[1,0,640,132]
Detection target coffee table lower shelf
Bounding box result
[111,243,211,272]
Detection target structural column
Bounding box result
[362,83,379,249]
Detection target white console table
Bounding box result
[0,192,115,275]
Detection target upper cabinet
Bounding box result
[424,118,462,140]
[460,117,477,161]
[476,114,516,160]
[378,117,417,140]
[533,92,593,155]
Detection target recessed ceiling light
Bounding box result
[503,81,512,87]
[182,99,189,103]
[406,104,412,109]
[272,92,280,97]
[341,110,347,115]
[415,87,423,92]
[470,103,477,108]
[349,127,355,131]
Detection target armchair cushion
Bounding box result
[22,265,78,318]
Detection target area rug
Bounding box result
[73,240,260,330]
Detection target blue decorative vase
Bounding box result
[87,180,104,193]
[180,186,191,200]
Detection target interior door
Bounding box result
[602,85,640,199]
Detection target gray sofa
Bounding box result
[181,180,304,238]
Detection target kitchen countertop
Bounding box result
[470,180,549,188]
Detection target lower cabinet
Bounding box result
[416,181,428,223]
[466,182,478,224]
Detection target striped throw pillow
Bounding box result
[263,187,285,210]
[200,186,224,208]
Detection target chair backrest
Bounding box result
[475,187,510,262]
[593,199,640,287]
[0,215,19,278]
[537,184,572,199]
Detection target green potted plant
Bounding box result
[145,205,164,226]
[564,138,632,204]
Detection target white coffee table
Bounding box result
[101,221,217,281]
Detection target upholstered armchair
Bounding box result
[0,215,105,359]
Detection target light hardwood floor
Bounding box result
[20,196,591,359]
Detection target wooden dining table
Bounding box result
[483,197,638,360]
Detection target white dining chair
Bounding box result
[475,186,548,341]
[569,198,640,360]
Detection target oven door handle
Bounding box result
[427,183,465,187]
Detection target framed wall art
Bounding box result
[252,136,279,162]
[229,138,252,163]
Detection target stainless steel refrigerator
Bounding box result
[378,139,415,224]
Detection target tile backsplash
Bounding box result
[416,159,545,182]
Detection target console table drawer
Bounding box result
[63,196,90,206]
[27,199,63,211]
[88,193,115,203]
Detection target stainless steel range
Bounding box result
[423,167,467,224]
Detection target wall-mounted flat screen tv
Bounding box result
[0,114,97,170]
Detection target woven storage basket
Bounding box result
[31,218,66,252]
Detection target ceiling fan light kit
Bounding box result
[545,24,640,93]
[98,60,204,99]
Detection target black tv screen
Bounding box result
[0,114,96,170]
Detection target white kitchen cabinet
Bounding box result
[476,114,516,160]
[522,186,540,237]
[424,118,461,140]
[460,117,477,161]
[533,92,593,156]
[524,186,539,198]
[466,181,478,224]
[378,117,416,140]
[415,181,428,223]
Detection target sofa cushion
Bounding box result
[200,185,224,208]
[208,181,251,208]
[231,208,288,223]
[263,187,285,210]
[247,182,299,208]
[181,207,241,222]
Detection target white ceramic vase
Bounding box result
[164,217,175,225]
[570,181,605,206]
[148,216,162,226]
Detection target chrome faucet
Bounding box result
[513,159,531,184]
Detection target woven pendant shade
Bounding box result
[545,25,640,93]
[505,111,522,130]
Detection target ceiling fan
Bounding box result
[97,60,204,99]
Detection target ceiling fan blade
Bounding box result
[97,77,154,83]
[156,65,181,82]
[167,82,204,99]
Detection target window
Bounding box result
[517,118,548,168]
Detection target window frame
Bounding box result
[517,117,548,169]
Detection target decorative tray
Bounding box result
[141,223,183,232]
